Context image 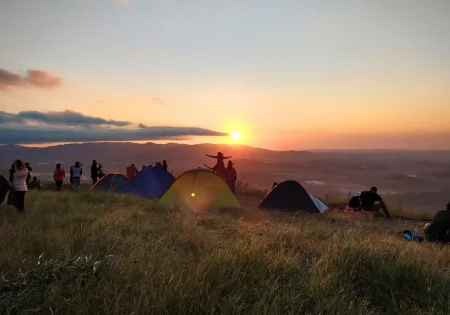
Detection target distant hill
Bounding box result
[0,142,311,174]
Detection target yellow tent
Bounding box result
[157,168,241,213]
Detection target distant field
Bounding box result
[1,190,449,314]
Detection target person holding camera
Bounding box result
[8,159,29,212]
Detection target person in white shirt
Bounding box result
[71,161,82,192]
[11,159,28,212]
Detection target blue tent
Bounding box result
[128,167,175,199]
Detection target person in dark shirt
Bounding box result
[345,193,362,212]
[91,160,101,185]
[425,203,450,243]
[360,187,391,218]
[162,160,168,171]
[25,162,32,186]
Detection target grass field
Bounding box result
[1,188,450,315]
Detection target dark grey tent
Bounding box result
[258,180,328,213]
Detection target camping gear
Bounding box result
[157,168,240,213]
[90,173,130,194]
[398,230,424,242]
[258,180,328,213]
[128,166,175,199]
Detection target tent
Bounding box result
[258,180,328,213]
[157,168,240,213]
[90,173,130,193]
[128,167,175,199]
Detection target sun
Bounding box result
[230,131,241,140]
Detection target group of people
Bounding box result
[345,186,450,243]
[204,152,237,194]
[53,160,105,192]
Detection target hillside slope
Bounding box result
[1,191,449,314]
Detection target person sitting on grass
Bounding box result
[360,186,391,218]
[424,203,450,243]
[345,192,361,212]
[28,176,41,190]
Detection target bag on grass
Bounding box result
[398,230,424,242]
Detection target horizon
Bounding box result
[2,141,450,153]
[1,1,450,150]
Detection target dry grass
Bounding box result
[1,189,449,314]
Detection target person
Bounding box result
[91,160,101,185]
[424,203,450,243]
[0,174,10,207]
[69,164,74,184]
[98,164,105,179]
[225,160,237,194]
[205,152,231,181]
[162,160,168,171]
[10,159,28,212]
[71,161,82,192]
[155,162,162,168]
[126,164,138,179]
[28,176,41,190]
[360,186,391,218]
[54,163,65,191]
[25,162,32,187]
[8,162,15,184]
[345,192,362,213]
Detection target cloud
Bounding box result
[121,0,131,5]
[0,110,226,144]
[0,110,131,127]
[0,68,62,90]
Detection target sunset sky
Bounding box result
[1,0,450,150]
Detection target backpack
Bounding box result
[398,230,424,242]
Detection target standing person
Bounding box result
[54,163,66,191]
[71,161,82,192]
[225,160,237,194]
[11,159,28,212]
[360,186,392,218]
[205,152,231,181]
[90,160,100,185]
[0,174,10,207]
[25,162,32,187]
[126,164,138,179]
[162,160,168,171]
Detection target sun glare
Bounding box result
[231,131,241,140]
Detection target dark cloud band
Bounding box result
[0,110,131,127]
[0,125,226,144]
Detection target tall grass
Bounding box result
[1,190,449,314]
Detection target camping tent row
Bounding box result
[90,168,328,214]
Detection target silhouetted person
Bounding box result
[28,176,41,190]
[225,161,237,194]
[425,203,450,243]
[72,161,82,192]
[206,152,231,181]
[345,192,362,212]
[155,162,162,168]
[162,160,168,171]
[0,174,10,207]
[25,162,32,186]
[54,163,65,191]
[8,162,15,184]
[91,160,101,185]
[360,186,391,218]
[126,164,138,179]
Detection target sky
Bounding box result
[1,0,450,150]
